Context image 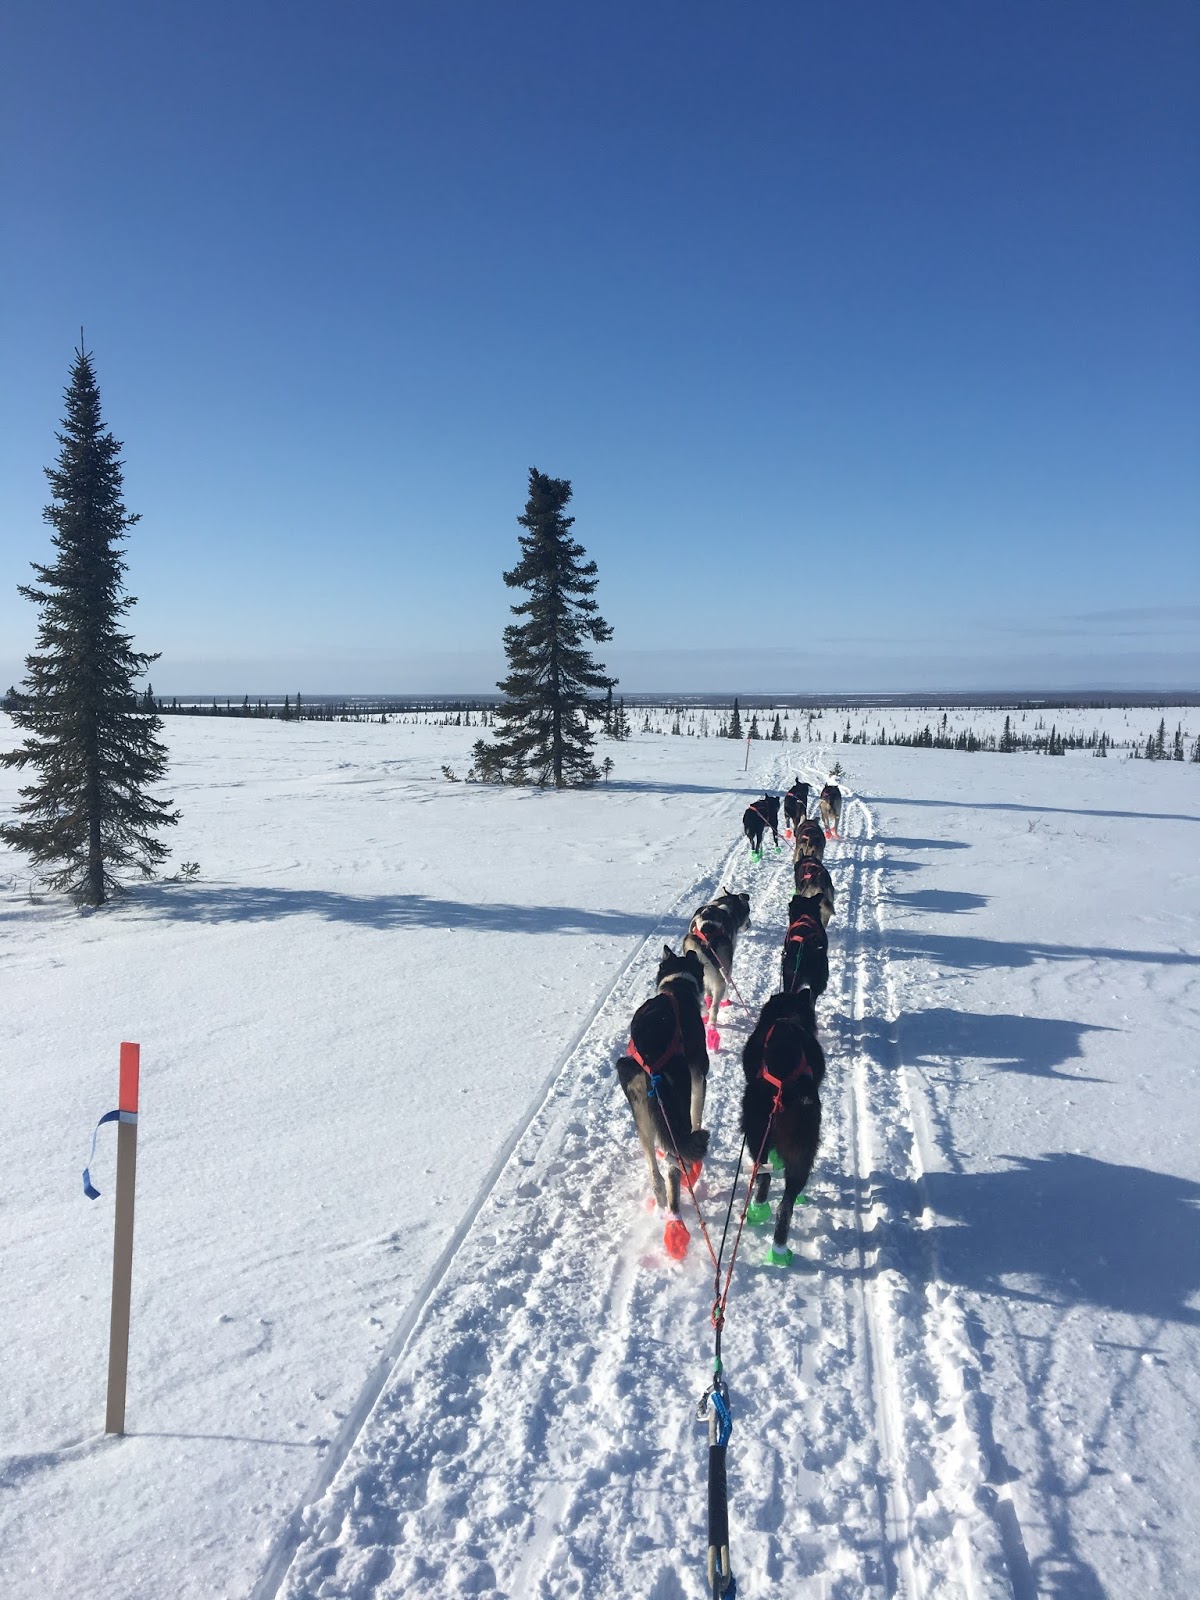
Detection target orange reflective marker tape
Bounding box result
[118,1040,140,1114]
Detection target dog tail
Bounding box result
[662,1122,710,1165]
[645,1094,709,1164]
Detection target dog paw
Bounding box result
[663,1217,690,1260]
[767,1148,785,1172]
[746,1200,772,1226]
[766,1244,794,1268]
[706,1027,721,1051]
[680,1158,703,1187]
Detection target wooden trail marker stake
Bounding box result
[105,1041,140,1435]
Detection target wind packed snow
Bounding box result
[2,708,1198,1599]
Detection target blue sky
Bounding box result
[2,1,1197,695]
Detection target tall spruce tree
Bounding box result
[0,344,178,905]
[474,468,615,787]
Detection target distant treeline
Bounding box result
[851,713,1199,761]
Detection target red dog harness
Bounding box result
[758,1021,813,1104]
[627,992,683,1077]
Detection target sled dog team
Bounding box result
[617,778,844,1266]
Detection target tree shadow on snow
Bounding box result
[876,928,1200,971]
[891,1007,1110,1079]
[884,835,973,851]
[604,779,761,798]
[135,884,651,936]
[871,794,1200,826]
[924,1153,1200,1327]
[886,888,989,915]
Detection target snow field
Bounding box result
[265,752,1019,1599]
[3,711,1197,1598]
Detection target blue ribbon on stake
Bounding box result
[82,1109,138,1200]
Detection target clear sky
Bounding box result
[2,1,1197,696]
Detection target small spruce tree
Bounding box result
[729,698,743,740]
[1,343,178,904]
[473,469,614,787]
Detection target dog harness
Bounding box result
[748,800,774,823]
[626,974,701,1084]
[691,918,727,961]
[783,914,825,992]
[758,1021,813,1101]
[627,993,682,1079]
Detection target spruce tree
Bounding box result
[473,468,614,787]
[1,343,178,904]
[729,698,743,740]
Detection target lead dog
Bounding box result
[792,854,836,926]
[792,817,826,862]
[742,795,780,858]
[819,782,843,838]
[782,778,810,837]
[684,890,751,1051]
[741,989,827,1266]
[616,946,710,1260]
[781,896,829,999]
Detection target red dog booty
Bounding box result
[663,1215,690,1260]
[682,1158,703,1187]
[706,1026,721,1052]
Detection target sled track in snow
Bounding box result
[251,756,795,1600]
[256,755,1029,1599]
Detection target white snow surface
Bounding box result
[2,712,1198,1599]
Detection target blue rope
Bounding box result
[711,1386,732,1449]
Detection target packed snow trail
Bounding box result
[265,757,1021,1599]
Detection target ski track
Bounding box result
[261,755,1028,1599]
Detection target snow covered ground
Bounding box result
[2,711,1197,1598]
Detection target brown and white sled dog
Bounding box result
[792,853,836,926]
[741,990,826,1267]
[683,890,751,1052]
[616,946,710,1260]
[819,782,843,838]
[792,817,826,863]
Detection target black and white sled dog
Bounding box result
[741,990,827,1267]
[616,946,710,1260]
[781,896,829,999]
[742,795,780,857]
[792,817,826,863]
[684,890,751,1051]
[819,782,843,838]
[792,854,836,926]
[782,778,810,836]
